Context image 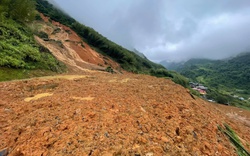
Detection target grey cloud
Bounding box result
[51,0,250,62]
[109,0,165,48]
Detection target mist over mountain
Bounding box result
[48,0,250,62]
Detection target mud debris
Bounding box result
[0,72,249,155]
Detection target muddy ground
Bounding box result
[0,72,249,156]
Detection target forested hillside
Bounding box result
[178,53,250,91]
[165,53,250,109]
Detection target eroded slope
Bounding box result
[33,14,120,73]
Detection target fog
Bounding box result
[49,0,250,62]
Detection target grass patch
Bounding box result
[218,123,250,156]
[0,67,57,82]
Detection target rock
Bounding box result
[0,148,8,156]
[204,142,211,150]
[161,136,169,143]
[91,149,100,156]
[217,144,223,152]
[75,108,81,115]
[175,136,182,143]
[4,108,12,113]
[138,136,147,144]
[145,152,154,156]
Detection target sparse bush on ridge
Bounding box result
[52,27,61,34]
[105,66,114,73]
[36,31,49,40]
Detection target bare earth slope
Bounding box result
[1,72,249,155]
[34,14,120,73]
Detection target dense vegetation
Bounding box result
[0,0,36,22]
[0,0,65,81]
[163,54,250,109]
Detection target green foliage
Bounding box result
[105,66,114,73]
[172,54,250,109]
[216,95,229,105]
[0,67,56,81]
[149,69,189,88]
[0,67,31,81]
[0,0,36,22]
[150,68,173,78]
[0,18,66,77]
[36,31,48,39]
[52,28,61,34]
[177,55,250,92]
[189,89,200,97]
[171,73,189,88]
[218,124,250,156]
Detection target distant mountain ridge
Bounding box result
[160,58,221,71]
[132,49,148,59]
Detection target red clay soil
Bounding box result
[1,72,250,156]
[37,14,120,71]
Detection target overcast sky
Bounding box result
[49,0,250,62]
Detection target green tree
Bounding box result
[0,0,10,21]
[0,0,36,22]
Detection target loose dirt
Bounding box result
[34,14,120,73]
[1,72,249,155]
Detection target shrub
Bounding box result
[105,66,114,73]
[52,28,61,34]
[37,31,49,40]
